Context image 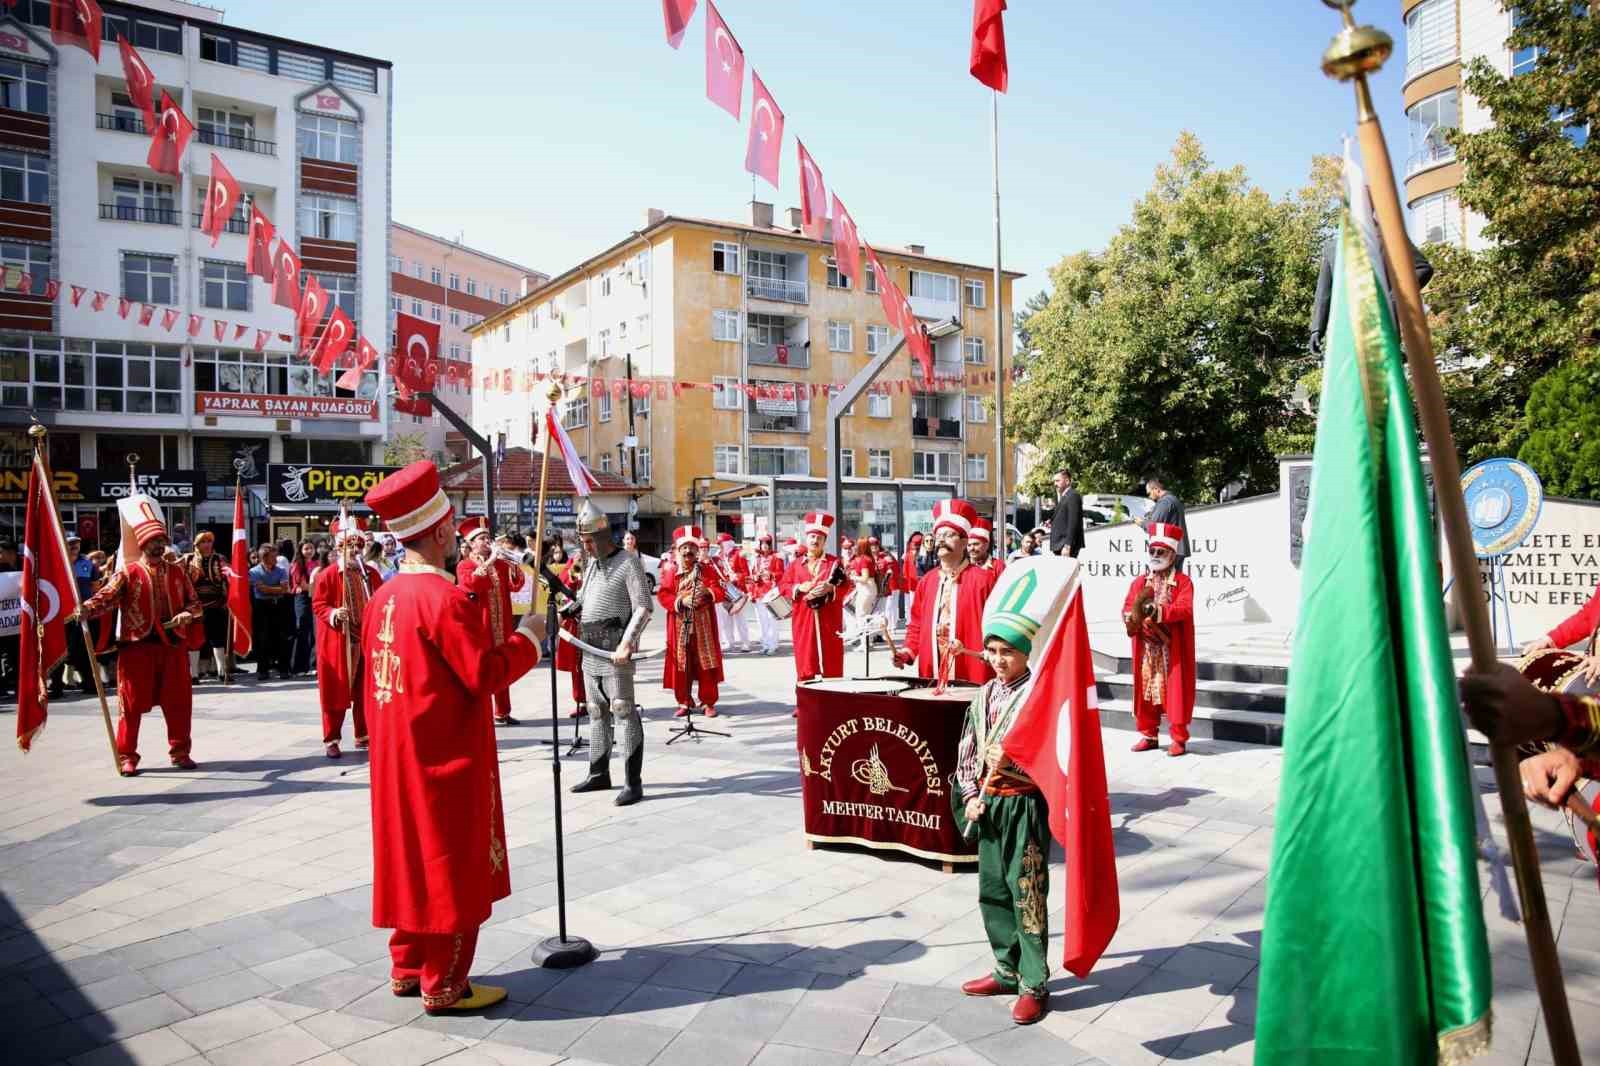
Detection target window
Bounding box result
[200,261,248,311]
[428,266,442,285]
[236,40,270,73]
[965,453,988,482]
[8,338,181,414]
[388,255,402,272]
[712,309,741,342]
[410,298,422,316]
[316,273,357,324]
[500,288,510,304]
[601,273,612,298]
[838,448,855,478]
[429,304,441,322]
[296,114,357,163]
[298,194,356,242]
[1408,189,1462,247]
[448,344,461,359]
[714,444,741,476]
[597,329,610,357]
[563,393,589,429]
[598,390,613,423]
[827,321,852,352]
[0,241,47,296]
[868,448,892,479]
[449,310,461,326]
[635,387,650,415]
[712,240,740,275]
[0,151,46,204]
[712,375,742,410]
[868,392,891,418]
[1404,0,1457,80]
[199,33,235,66]
[637,447,652,483]
[964,278,985,308]
[826,257,851,289]
[466,279,477,297]
[192,184,251,231]
[110,177,174,222]
[909,270,958,303]
[865,261,880,294]
[108,91,145,132]
[278,50,327,83]
[389,294,401,312]
[196,107,257,152]
[448,272,459,291]
[967,395,987,423]
[748,446,810,476]
[913,451,958,481]
[412,261,424,279]
[121,254,176,305]
[0,60,46,115]
[964,336,986,364]
[599,453,613,474]
[1511,6,1546,77]
[332,61,378,94]
[866,324,890,355]
[1406,89,1459,174]
[100,14,181,55]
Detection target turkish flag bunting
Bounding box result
[253,329,269,353]
[703,0,744,119]
[831,194,862,282]
[213,320,226,341]
[246,205,276,282]
[233,323,247,341]
[16,449,78,751]
[117,297,131,319]
[744,71,784,188]
[91,291,108,311]
[271,242,302,310]
[137,303,154,327]
[117,34,156,129]
[43,279,58,301]
[337,335,379,392]
[147,92,194,178]
[906,325,934,387]
[864,246,904,333]
[797,140,827,240]
[392,311,441,393]
[16,272,30,292]
[1001,579,1118,976]
[161,308,179,332]
[969,0,1009,93]
[311,306,353,374]
[226,481,253,658]
[186,314,202,338]
[277,333,293,343]
[661,0,696,48]
[50,0,101,61]
[200,153,241,247]
[393,381,432,417]
[296,275,329,355]
[69,284,85,307]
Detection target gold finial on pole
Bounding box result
[26,421,45,443]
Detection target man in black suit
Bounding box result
[1144,476,1191,572]
[1048,470,1085,558]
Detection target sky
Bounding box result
[217,0,1414,306]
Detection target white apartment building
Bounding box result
[0,0,391,548]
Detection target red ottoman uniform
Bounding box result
[750,536,785,653]
[1123,523,1197,747]
[456,517,526,723]
[901,500,997,687]
[553,556,586,709]
[313,546,381,748]
[659,526,725,713]
[780,511,845,682]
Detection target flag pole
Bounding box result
[225,476,238,685]
[990,88,1006,541]
[1319,5,1577,1062]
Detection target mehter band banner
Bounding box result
[796,681,978,866]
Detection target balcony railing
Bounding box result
[195,125,276,156]
[745,276,808,304]
[749,410,811,433]
[912,416,963,440]
[192,212,249,234]
[747,341,809,368]
[95,112,148,135]
[1404,43,1458,82]
[100,202,179,226]
[1406,139,1457,176]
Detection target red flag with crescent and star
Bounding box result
[661,0,696,48]
[336,335,379,392]
[187,314,202,338]
[392,311,441,394]
[226,480,252,658]
[745,70,784,188]
[199,153,240,247]
[797,140,826,240]
[160,308,178,332]
[147,92,193,178]
[17,448,78,752]
[831,194,861,282]
[50,0,101,61]
[311,307,353,374]
[703,0,744,119]
[117,34,156,130]
[970,0,1009,93]
[296,275,329,356]
[246,205,276,282]
[271,242,302,310]
[864,245,905,333]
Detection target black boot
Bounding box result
[570,756,612,793]
[614,747,644,807]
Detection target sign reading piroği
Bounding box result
[266,464,400,507]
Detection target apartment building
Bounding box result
[387,222,546,464]
[0,0,391,548]
[470,201,1020,554]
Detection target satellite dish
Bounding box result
[1460,458,1543,559]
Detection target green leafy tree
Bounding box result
[1518,356,1600,498]
[383,432,436,468]
[1429,0,1599,463]
[1010,134,1335,501]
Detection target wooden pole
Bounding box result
[1321,8,1578,1062]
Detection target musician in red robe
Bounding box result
[968,519,1007,581]
[659,526,726,717]
[750,532,784,655]
[1123,522,1196,757]
[779,510,845,685]
[75,494,202,777]
[456,516,527,726]
[1524,578,1600,678]
[363,461,545,1015]
[313,516,382,758]
[547,540,587,718]
[897,500,997,686]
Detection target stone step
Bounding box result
[1096,672,1287,714]
[1092,652,1288,688]
[1097,697,1286,747]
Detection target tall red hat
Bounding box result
[803,510,834,536]
[458,515,490,542]
[366,461,454,543]
[1145,522,1183,552]
[931,498,978,538]
[672,524,703,548]
[969,518,993,543]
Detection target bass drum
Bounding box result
[801,678,908,695]
[1518,647,1600,872]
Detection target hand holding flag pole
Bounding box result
[1318,3,1577,1061]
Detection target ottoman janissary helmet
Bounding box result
[576,498,611,536]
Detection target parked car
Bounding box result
[1083,493,1152,528]
[636,551,661,592]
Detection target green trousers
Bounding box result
[975,791,1051,995]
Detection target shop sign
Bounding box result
[0,571,19,638]
[0,467,94,505]
[93,470,204,503]
[267,464,400,507]
[196,392,377,421]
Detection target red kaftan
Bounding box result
[1548,582,1600,649]
[658,560,725,706]
[779,553,845,681]
[364,565,540,934]
[1122,570,1196,744]
[458,556,527,719]
[904,563,997,686]
[312,561,382,740]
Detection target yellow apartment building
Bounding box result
[467,201,1020,555]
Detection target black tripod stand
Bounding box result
[666,704,729,744]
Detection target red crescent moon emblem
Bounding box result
[74,0,92,29]
[162,109,178,140]
[212,183,227,211]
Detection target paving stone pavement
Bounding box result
[2,616,1598,1065]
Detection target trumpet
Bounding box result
[494,546,525,567]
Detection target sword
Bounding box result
[556,626,666,661]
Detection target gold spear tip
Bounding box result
[26,422,45,440]
[543,379,563,404]
[1320,0,1392,81]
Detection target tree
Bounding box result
[1013,289,1051,368]
[1009,134,1335,501]
[383,432,435,468]
[1518,356,1600,499]
[1428,0,1599,464]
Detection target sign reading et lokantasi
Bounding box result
[196,392,376,420]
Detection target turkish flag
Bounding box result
[393,311,441,393]
[69,284,85,307]
[831,194,862,282]
[43,279,58,301]
[744,71,783,188]
[186,314,202,338]
[393,381,432,417]
[117,34,156,130]
[91,291,108,311]
[271,241,302,310]
[1001,579,1118,977]
[864,245,904,332]
[336,334,379,392]
[311,307,353,374]
[246,205,276,282]
[296,275,329,355]
[704,0,744,119]
[117,297,131,319]
[797,140,826,240]
[226,482,253,658]
[16,449,78,751]
[160,308,178,332]
[969,0,1009,93]
[213,320,226,342]
[906,322,935,388]
[199,153,240,247]
[233,323,247,341]
[50,0,101,61]
[147,92,193,178]
[661,0,696,48]
[253,329,269,353]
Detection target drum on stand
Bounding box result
[1518,646,1600,866]
[802,678,908,695]
[900,681,981,702]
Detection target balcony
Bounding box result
[912,416,963,440]
[1404,43,1458,83]
[195,125,276,156]
[95,112,148,135]
[750,411,811,433]
[747,340,808,369]
[191,212,248,234]
[100,202,178,226]
[745,275,808,304]
[1406,138,1456,176]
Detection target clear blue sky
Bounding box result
[222,0,1412,305]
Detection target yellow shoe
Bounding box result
[425,983,507,1014]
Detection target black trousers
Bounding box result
[252,598,292,676]
[290,593,316,674]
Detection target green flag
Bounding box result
[1255,206,1491,1063]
